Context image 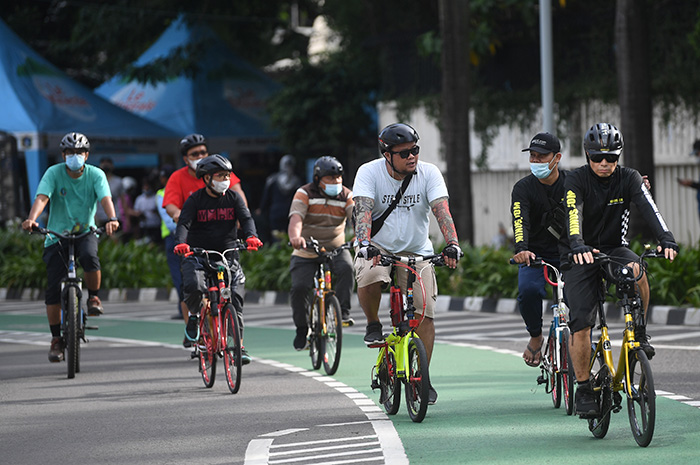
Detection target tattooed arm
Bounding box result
[353,196,374,242]
[430,197,459,245]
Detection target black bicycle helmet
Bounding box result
[60,132,90,151]
[313,156,343,185]
[583,123,624,156]
[179,133,207,156]
[378,123,419,153]
[196,154,233,179]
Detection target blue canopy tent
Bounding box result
[96,16,281,155]
[0,19,178,200]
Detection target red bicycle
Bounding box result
[187,241,256,393]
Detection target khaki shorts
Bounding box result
[354,245,438,318]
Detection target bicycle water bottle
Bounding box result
[390,286,403,326]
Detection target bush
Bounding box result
[1,225,697,307]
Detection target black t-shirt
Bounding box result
[511,171,567,260]
[175,187,257,252]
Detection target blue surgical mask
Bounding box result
[323,182,342,197]
[530,161,553,179]
[66,154,86,172]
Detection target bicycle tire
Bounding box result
[626,349,656,447]
[561,328,575,415]
[379,347,401,415]
[405,337,430,423]
[199,311,217,388]
[65,286,79,379]
[309,298,322,370]
[588,360,612,438]
[322,294,343,375]
[223,303,242,394]
[547,328,562,409]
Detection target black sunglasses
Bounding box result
[589,152,620,163]
[389,145,420,159]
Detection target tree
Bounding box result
[439,0,473,243]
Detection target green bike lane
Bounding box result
[2,313,699,464]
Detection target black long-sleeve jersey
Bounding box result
[175,187,257,252]
[560,164,675,256]
[511,171,567,260]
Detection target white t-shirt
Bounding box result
[352,159,448,255]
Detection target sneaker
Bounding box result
[364,322,384,346]
[293,327,309,351]
[184,314,199,342]
[635,326,655,360]
[87,295,104,316]
[48,337,64,363]
[428,384,438,405]
[182,337,192,349]
[241,348,252,365]
[575,381,600,418]
[342,311,355,327]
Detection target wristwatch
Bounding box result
[108,217,119,222]
[359,240,370,247]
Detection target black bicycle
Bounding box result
[32,226,104,379]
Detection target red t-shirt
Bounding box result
[162,166,241,209]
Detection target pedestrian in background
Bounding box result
[257,154,301,244]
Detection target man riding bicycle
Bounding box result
[21,132,119,362]
[288,156,355,350]
[173,155,262,365]
[561,123,678,418]
[353,123,462,405]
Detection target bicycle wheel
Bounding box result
[309,298,322,370]
[223,303,243,394]
[379,348,401,415]
[405,337,430,423]
[588,356,611,438]
[322,294,343,375]
[626,349,655,447]
[547,329,562,409]
[561,328,575,415]
[199,311,217,388]
[64,286,79,379]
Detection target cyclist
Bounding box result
[21,132,119,362]
[353,123,462,405]
[173,155,263,365]
[162,133,248,345]
[510,132,567,367]
[562,122,678,418]
[287,156,355,350]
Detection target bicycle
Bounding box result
[302,237,350,376]
[369,250,447,423]
[186,241,256,393]
[581,247,663,447]
[32,225,104,379]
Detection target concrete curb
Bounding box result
[2,287,700,327]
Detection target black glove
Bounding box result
[571,244,594,256]
[357,241,380,260]
[442,243,463,261]
[659,240,679,253]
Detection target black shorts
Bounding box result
[564,247,639,333]
[42,234,100,305]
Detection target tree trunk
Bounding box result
[615,0,654,240]
[439,0,473,243]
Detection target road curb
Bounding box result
[2,287,699,327]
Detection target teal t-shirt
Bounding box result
[35,163,111,247]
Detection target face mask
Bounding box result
[66,154,86,172]
[323,182,342,197]
[530,161,553,179]
[211,179,230,194]
[188,158,202,171]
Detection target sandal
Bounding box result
[523,339,543,367]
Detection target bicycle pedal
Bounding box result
[371,380,380,390]
[190,351,198,359]
[85,325,99,330]
[536,375,546,385]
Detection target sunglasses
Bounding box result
[389,145,420,159]
[589,152,620,163]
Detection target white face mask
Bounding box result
[211,179,230,194]
[188,158,202,171]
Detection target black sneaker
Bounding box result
[87,295,104,316]
[185,314,199,342]
[364,322,384,346]
[293,327,308,351]
[575,381,600,418]
[635,326,655,360]
[342,310,355,327]
[428,384,438,405]
[241,348,252,365]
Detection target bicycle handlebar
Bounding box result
[378,252,446,267]
[31,225,106,240]
[295,237,352,259]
